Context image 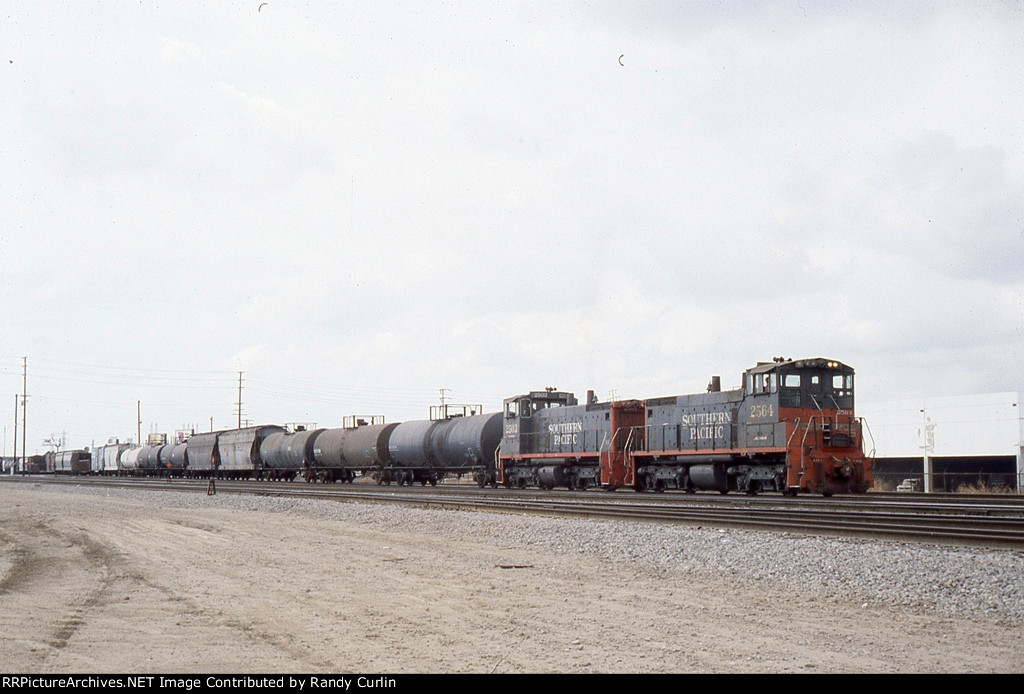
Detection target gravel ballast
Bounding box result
[2,481,1022,673]
[44,484,1024,625]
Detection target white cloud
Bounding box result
[2,2,1022,448]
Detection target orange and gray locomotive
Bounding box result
[496,357,872,496]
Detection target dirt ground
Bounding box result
[0,483,1020,673]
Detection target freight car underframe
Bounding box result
[304,464,486,486]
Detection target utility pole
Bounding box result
[237,371,244,428]
[137,400,141,446]
[21,357,27,468]
[13,394,18,472]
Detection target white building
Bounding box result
[858,392,1023,492]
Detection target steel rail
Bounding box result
[4,475,1023,549]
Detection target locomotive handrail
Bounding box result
[799,415,821,475]
[860,417,877,458]
[786,418,803,449]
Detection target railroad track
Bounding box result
[5,475,1024,549]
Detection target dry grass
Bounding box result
[956,481,1017,495]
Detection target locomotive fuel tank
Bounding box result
[687,463,731,492]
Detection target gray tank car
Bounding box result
[440,412,503,487]
[386,412,503,486]
[119,446,142,475]
[136,445,166,475]
[260,428,325,481]
[386,419,441,485]
[309,422,398,483]
[164,442,189,477]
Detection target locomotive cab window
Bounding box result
[746,372,776,395]
[780,372,802,407]
[832,373,854,408]
[753,372,774,395]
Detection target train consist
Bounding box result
[16,357,874,496]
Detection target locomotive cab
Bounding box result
[744,358,872,495]
[500,389,579,458]
[503,389,578,420]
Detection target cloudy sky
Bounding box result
[2,1,1022,451]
